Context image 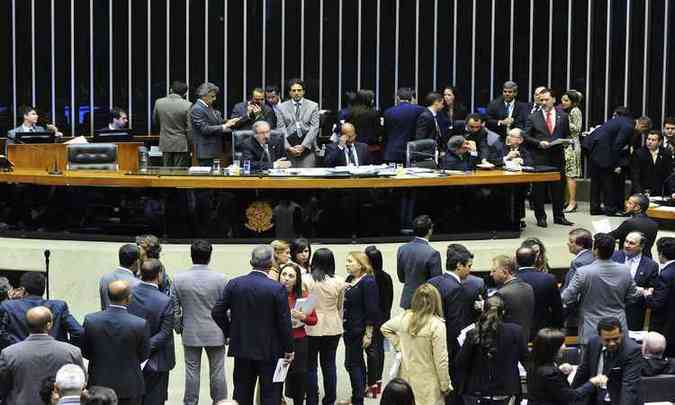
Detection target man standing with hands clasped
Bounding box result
[276,79,320,168]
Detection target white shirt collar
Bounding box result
[21,124,35,131]
[661,260,675,271]
[140,281,159,288]
[108,304,127,310]
[427,106,437,117]
[415,236,429,243]
[574,249,589,260]
[116,266,134,275]
[446,271,461,283]
[251,269,269,276]
[198,99,209,107]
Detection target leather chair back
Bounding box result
[67,143,118,170]
[406,139,437,168]
[641,374,675,402]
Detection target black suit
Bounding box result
[239,135,286,172]
[415,109,442,146]
[127,283,175,405]
[642,357,675,376]
[523,109,570,221]
[82,306,151,404]
[231,101,277,130]
[611,251,659,330]
[609,213,659,258]
[323,142,370,167]
[630,147,674,196]
[486,97,528,138]
[646,262,675,357]
[428,273,468,360]
[527,364,596,405]
[517,267,564,340]
[572,335,643,405]
[496,278,535,340]
[396,238,443,309]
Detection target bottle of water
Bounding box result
[138,147,149,173]
[243,160,251,175]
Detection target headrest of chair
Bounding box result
[67,143,117,164]
[407,139,437,153]
[233,129,284,144]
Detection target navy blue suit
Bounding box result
[486,97,529,138]
[323,142,370,167]
[610,251,658,330]
[0,295,83,349]
[517,267,564,340]
[609,213,659,258]
[212,270,293,405]
[127,282,175,405]
[396,238,443,309]
[462,274,486,323]
[646,262,675,357]
[383,102,426,162]
[428,273,468,361]
[440,150,479,171]
[239,135,287,172]
[82,306,150,402]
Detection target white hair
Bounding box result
[252,120,271,134]
[55,364,86,395]
[643,332,667,358]
[196,82,220,98]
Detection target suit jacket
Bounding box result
[486,97,529,137]
[462,274,486,323]
[127,282,175,372]
[464,128,505,165]
[231,101,277,130]
[190,100,229,160]
[630,147,674,195]
[527,364,595,405]
[428,273,467,358]
[496,278,535,340]
[383,102,426,162]
[212,270,293,360]
[396,238,443,309]
[275,98,320,150]
[0,295,83,349]
[153,93,192,153]
[440,149,479,171]
[82,306,150,399]
[517,267,564,340]
[171,264,228,347]
[345,107,383,145]
[342,275,381,338]
[0,334,84,405]
[642,357,675,376]
[646,262,675,356]
[562,259,640,343]
[611,251,659,330]
[323,142,370,167]
[523,109,570,167]
[374,271,394,323]
[562,249,595,329]
[609,213,659,258]
[503,145,534,167]
[6,124,49,150]
[582,116,634,169]
[572,335,643,405]
[99,267,141,310]
[437,103,468,137]
[415,109,442,144]
[239,135,287,172]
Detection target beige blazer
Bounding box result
[381,312,451,405]
[305,275,348,337]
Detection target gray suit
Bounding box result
[562,249,595,331]
[562,259,641,343]
[171,264,229,405]
[0,334,84,405]
[396,237,443,309]
[153,93,193,166]
[99,267,140,310]
[5,124,48,153]
[276,98,320,167]
[190,100,230,163]
[496,278,535,340]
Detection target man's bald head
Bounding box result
[107,280,131,305]
[26,306,53,334]
[643,332,667,358]
[340,123,357,145]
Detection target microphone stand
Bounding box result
[44,249,51,299]
[14,136,62,175]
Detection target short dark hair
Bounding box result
[597,316,622,334]
[135,234,162,259]
[657,237,675,261]
[365,245,383,275]
[19,105,36,118]
[532,328,566,367]
[647,130,663,141]
[516,247,537,268]
[310,248,336,282]
[631,193,650,212]
[412,215,434,237]
[84,386,119,405]
[446,243,474,271]
[355,89,375,107]
[569,228,593,250]
[110,107,126,122]
[396,87,415,101]
[593,233,616,260]
[425,92,443,107]
[118,243,140,269]
[664,117,675,127]
[265,85,279,94]
[171,81,188,95]
[380,378,415,405]
[20,272,46,296]
[342,91,357,108]
[287,78,305,90]
[613,106,631,117]
[637,115,653,129]
[190,240,213,265]
[466,113,483,123]
[140,259,162,282]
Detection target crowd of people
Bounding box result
[0,209,674,405]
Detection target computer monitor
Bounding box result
[93,129,134,143]
[14,131,56,144]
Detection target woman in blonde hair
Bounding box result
[342,251,381,405]
[381,284,451,405]
[269,240,291,280]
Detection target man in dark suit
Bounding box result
[645,237,675,356]
[462,113,505,166]
[515,247,563,340]
[324,122,370,167]
[630,131,674,196]
[239,121,290,172]
[396,215,443,309]
[415,92,445,147]
[523,88,573,227]
[491,255,535,340]
[641,331,675,376]
[127,259,175,405]
[212,245,294,405]
[609,193,659,258]
[0,272,82,349]
[462,273,486,324]
[231,87,278,130]
[191,82,241,166]
[572,317,643,405]
[383,88,426,163]
[611,231,659,330]
[486,81,529,139]
[440,135,480,171]
[663,117,675,157]
[582,106,635,215]
[562,228,595,334]
[83,280,150,405]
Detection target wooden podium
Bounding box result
[7,142,142,172]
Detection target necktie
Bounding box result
[294,103,301,120]
[546,111,554,134]
[263,144,271,162]
[433,115,441,140]
[294,103,304,141]
[506,102,513,117]
[346,145,354,165]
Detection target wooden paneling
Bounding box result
[7,142,143,172]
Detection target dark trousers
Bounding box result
[611,169,628,211]
[162,151,190,167]
[118,399,142,405]
[285,336,309,405]
[462,395,511,405]
[590,164,616,212]
[233,357,280,405]
[532,175,566,220]
[344,333,366,405]
[307,335,341,405]
[365,328,384,386]
[141,369,169,405]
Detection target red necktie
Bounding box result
[546,111,554,134]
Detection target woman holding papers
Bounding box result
[380,284,451,405]
[342,252,381,405]
[278,262,318,405]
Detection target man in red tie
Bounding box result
[523,88,574,228]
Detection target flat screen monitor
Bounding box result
[15,131,56,144]
[93,129,134,143]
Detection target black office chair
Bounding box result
[66,143,118,170]
[317,109,337,145]
[641,374,675,402]
[231,129,285,162]
[406,139,438,168]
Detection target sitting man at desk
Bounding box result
[502,128,532,168]
[463,113,504,166]
[101,107,129,130]
[440,135,479,171]
[6,105,62,151]
[240,121,290,171]
[323,123,370,167]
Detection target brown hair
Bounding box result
[407,284,443,336]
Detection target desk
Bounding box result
[6,143,142,172]
[647,204,675,221]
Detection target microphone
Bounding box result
[44,249,51,299]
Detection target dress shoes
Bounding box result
[536,218,548,228]
[554,217,574,226]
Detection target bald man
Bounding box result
[83,280,150,405]
[0,306,84,404]
[323,122,370,167]
[642,332,675,376]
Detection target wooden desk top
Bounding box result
[0,169,560,189]
[647,205,675,220]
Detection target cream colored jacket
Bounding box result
[305,275,348,336]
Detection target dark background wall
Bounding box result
[1,0,673,136]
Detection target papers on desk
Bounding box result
[188,166,213,175]
[592,218,612,234]
[64,136,88,144]
[273,358,292,383]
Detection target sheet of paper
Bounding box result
[140,360,148,370]
[273,358,291,383]
[457,323,475,346]
[294,295,317,314]
[592,218,612,234]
